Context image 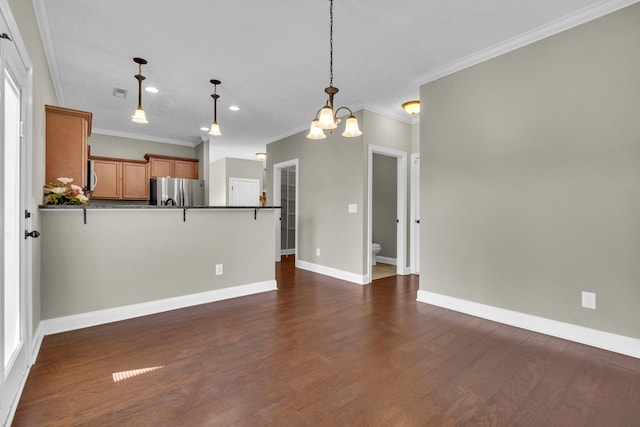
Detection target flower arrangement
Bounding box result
[43,177,89,205]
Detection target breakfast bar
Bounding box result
[39,206,278,333]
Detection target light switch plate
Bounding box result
[348,203,357,213]
[216,264,223,275]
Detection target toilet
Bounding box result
[371,243,382,265]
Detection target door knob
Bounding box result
[25,230,40,239]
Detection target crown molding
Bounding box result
[413,0,640,86]
[92,128,196,147]
[32,0,65,105]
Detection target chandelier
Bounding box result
[307,0,362,140]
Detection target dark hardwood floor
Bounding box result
[13,257,640,426]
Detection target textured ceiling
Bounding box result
[33,0,636,160]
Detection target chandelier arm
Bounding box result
[334,106,353,118]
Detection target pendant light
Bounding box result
[209,79,222,136]
[307,0,361,140]
[131,57,149,124]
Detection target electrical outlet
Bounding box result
[316,248,321,257]
[581,291,596,309]
[216,264,223,275]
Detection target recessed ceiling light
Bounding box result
[200,127,209,131]
[145,86,159,93]
[229,105,240,111]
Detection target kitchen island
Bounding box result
[39,206,278,334]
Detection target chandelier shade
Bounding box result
[402,100,420,115]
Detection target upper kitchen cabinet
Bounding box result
[89,156,149,200]
[45,105,92,186]
[145,154,198,179]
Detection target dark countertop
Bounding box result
[39,205,281,210]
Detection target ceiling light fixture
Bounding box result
[209,79,222,136]
[307,0,361,140]
[255,152,267,160]
[131,57,149,124]
[402,100,420,115]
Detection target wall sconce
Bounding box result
[131,57,149,124]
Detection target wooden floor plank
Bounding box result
[12,257,640,426]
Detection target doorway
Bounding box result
[367,145,407,283]
[273,159,298,263]
[1,12,34,425]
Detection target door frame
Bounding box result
[410,153,420,274]
[367,145,407,283]
[272,159,298,263]
[0,2,34,424]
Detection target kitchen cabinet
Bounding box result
[145,154,198,179]
[89,156,149,200]
[91,159,120,199]
[122,161,149,199]
[45,105,92,187]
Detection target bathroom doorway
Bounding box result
[367,145,407,283]
[273,159,298,263]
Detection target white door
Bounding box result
[1,14,33,426]
[228,177,260,207]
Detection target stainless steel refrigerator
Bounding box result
[150,177,205,206]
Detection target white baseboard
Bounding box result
[280,248,295,256]
[31,322,44,365]
[376,256,397,265]
[40,280,277,336]
[417,290,640,359]
[297,260,368,285]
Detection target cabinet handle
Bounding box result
[93,170,98,189]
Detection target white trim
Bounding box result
[368,145,408,283]
[273,159,299,263]
[92,127,196,147]
[409,153,420,275]
[417,290,640,359]
[413,0,640,86]
[31,0,65,105]
[297,260,368,285]
[280,249,296,256]
[376,256,397,266]
[31,322,44,365]
[40,281,277,336]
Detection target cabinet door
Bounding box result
[45,106,91,187]
[149,157,174,178]
[91,160,120,199]
[122,162,149,200]
[174,160,198,179]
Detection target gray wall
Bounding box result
[267,110,413,277]
[10,0,58,335]
[88,133,196,161]
[267,110,366,275]
[372,153,397,258]
[40,209,276,318]
[420,3,640,339]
